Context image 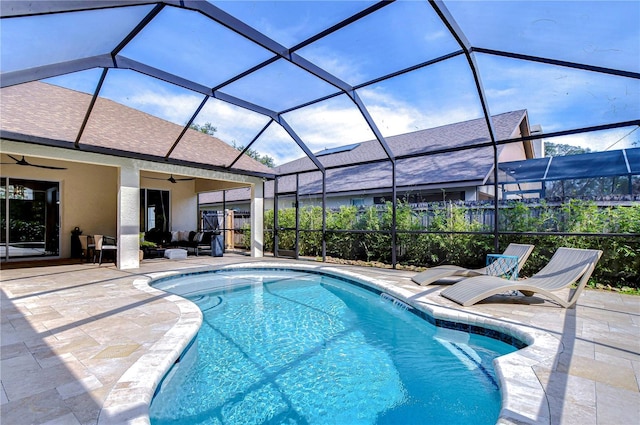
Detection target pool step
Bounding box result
[190,294,223,312]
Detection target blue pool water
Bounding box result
[149,269,519,425]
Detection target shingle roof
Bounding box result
[271,110,526,194]
[273,110,527,175]
[199,110,528,204]
[275,146,496,196]
[0,81,273,175]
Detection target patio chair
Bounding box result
[93,235,117,266]
[78,235,95,262]
[411,243,535,286]
[440,247,603,308]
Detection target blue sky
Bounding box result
[3,0,639,165]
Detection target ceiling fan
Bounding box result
[1,155,67,170]
[143,174,195,184]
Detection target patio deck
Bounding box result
[1,253,638,424]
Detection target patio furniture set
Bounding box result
[143,229,223,258]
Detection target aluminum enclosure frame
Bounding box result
[2,0,639,267]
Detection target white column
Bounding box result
[250,182,264,257]
[118,166,140,269]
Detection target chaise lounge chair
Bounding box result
[440,247,603,308]
[411,243,535,286]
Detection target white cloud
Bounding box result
[282,100,374,150]
[254,85,483,165]
[195,99,270,146]
[128,90,201,125]
[254,123,306,165]
[300,48,366,85]
[546,127,639,152]
[93,53,637,168]
[423,29,449,43]
[256,14,312,48]
[119,81,637,169]
[358,86,479,135]
[477,56,640,135]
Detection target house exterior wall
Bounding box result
[2,140,266,267]
[0,152,119,259]
[498,142,542,199]
[141,179,198,232]
[173,185,198,231]
[498,142,528,162]
[65,163,118,257]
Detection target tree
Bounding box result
[544,142,591,157]
[231,141,276,168]
[190,122,217,136]
[189,122,274,167]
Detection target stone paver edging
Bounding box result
[97,271,203,425]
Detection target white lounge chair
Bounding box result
[440,247,603,308]
[411,243,535,286]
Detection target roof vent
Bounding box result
[315,143,360,157]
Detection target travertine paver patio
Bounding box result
[1,253,638,424]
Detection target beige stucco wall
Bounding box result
[0,153,118,258]
[141,178,197,232]
[498,142,541,200]
[498,142,527,162]
[63,162,118,256]
[2,140,265,267]
[4,161,220,256]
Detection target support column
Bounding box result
[117,166,140,269]
[250,182,264,257]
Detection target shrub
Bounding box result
[263,200,638,288]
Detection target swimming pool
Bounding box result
[149,268,522,425]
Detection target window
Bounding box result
[140,189,170,232]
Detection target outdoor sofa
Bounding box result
[144,229,217,256]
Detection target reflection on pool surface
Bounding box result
[150,269,519,425]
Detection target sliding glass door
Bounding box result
[1,178,60,260]
[140,189,170,232]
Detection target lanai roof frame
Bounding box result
[2,0,639,266]
[3,0,637,175]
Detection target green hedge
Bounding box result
[259,200,639,288]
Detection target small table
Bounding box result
[486,254,519,280]
[144,247,165,259]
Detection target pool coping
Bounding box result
[98,262,559,425]
[97,270,204,425]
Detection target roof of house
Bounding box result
[275,110,528,193]
[199,110,529,204]
[273,110,527,175]
[0,81,273,175]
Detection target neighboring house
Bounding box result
[199,110,539,211]
[1,81,271,267]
